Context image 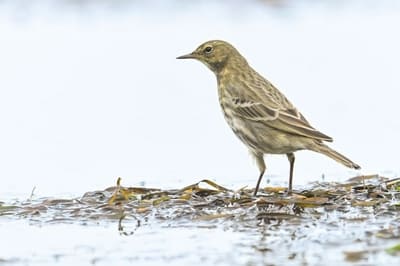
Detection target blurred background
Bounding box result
[0,0,399,199]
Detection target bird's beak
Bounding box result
[176,52,197,59]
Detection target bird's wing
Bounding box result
[230,97,333,142]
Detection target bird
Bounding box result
[177,40,360,196]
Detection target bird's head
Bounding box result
[177,40,246,74]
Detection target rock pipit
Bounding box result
[177,40,360,196]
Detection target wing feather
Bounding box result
[230,97,333,142]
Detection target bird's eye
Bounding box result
[204,46,213,54]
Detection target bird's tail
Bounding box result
[311,143,361,169]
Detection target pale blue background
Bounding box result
[0,0,399,199]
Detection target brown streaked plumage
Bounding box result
[177,40,360,196]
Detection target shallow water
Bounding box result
[1,1,400,265]
[1,176,400,265]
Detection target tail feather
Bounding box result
[311,143,361,169]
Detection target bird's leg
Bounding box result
[253,152,266,196]
[286,153,295,194]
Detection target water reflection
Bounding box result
[1,176,400,265]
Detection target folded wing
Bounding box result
[231,97,333,142]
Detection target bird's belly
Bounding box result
[223,110,306,154]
